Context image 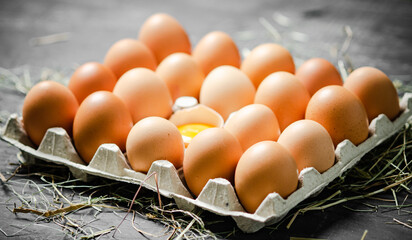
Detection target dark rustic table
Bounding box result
[1,0,411,239]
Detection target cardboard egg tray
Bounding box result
[1,92,411,233]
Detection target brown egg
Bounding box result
[235,141,298,213]
[68,62,117,104]
[278,120,335,173]
[103,38,157,79]
[224,104,280,151]
[295,58,343,96]
[73,91,133,163]
[240,43,295,89]
[156,53,204,101]
[305,85,369,147]
[192,31,241,75]
[22,81,79,146]
[183,128,243,196]
[199,66,255,120]
[138,13,191,63]
[344,66,400,122]
[126,117,184,173]
[254,72,310,131]
[113,68,173,124]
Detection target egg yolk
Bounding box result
[178,123,214,147]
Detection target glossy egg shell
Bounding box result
[295,58,343,96]
[113,68,173,124]
[224,104,280,151]
[68,62,117,103]
[199,66,255,120]
[126,117,185,173]
[73,91,133,163]
[22,81,79,146]
[192,31,241,76]
[344,66,400,122]
[235,141,298,213]
[138,13,191,63]
[240,43,295,89]
[156,53,205,101]
[254,72,310,131]
[278,120,335,173]
[103,38,157,79]
[183,128,243,197]
[305,85,369,147]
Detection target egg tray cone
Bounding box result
[1,93,412,233]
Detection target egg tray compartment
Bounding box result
[1,93,411,233]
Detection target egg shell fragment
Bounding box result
[169,104,224,128]
[172,96,199,112]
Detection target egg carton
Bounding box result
[1,93,412,233]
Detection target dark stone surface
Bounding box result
[0,0,411,239]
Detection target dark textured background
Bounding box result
[0,0,411,239]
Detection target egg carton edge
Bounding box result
[0,93,411,233]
